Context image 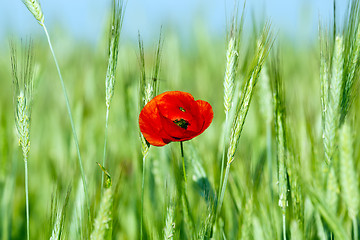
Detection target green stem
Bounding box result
[266,121,273,199]
[24,158,29,240]
[218,114,228,202]
[217,163,230,216]
[179,142,194,236]
[353,217,358,240]
[282,213,287,240]
[141,153,147,240]
[181,192,195,236]
[42,24,91,224]
[101,107,110,191]
[180,141,187,183]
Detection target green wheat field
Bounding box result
[1,0,360,239]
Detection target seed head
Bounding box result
[10,40,34,160]
[22,0,44,26]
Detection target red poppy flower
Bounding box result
[139,91,213,146]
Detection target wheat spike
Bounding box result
[240,197,253,240]
[10,40,35,240]
[227,30,271,164]
[163,205,175,240]
[323,35,344,164]
[224,36,237,117]
[105,0,124,110]
[326,167,339,214]
[91,164,113,240]
[22,0,44,26]
[339,121,359,219]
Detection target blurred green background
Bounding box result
[1,0,359,239]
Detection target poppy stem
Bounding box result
[180,141,187,183]
[179,141,195,235]
[141,150,148,240]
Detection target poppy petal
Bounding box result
[196,100,214,134]
[157,91,202,132]
[139,97,173,146]
[159,113,198,141]
[139,91,213,146]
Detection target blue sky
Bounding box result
[1,0,347,46]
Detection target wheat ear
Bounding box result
[138,31,163,239]
[218,6,243,203]
[22,0,44,26]
[339,121,359,239]
[49,187,71,240]
[271,54,288,240]
[91,164,113,240]
[102,0,125,190]
[323,36,344,165]
[163,204,175,240]
[217,23,272,217]
[10,40,34,240]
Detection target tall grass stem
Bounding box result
[101,108,110,190]
[217,163,230,216]
[353,218,358,240]
[42,24,91,223]
[219,18,239,200]
[11,40,34,240]
[163,205,175,239]
[282,214,287,240]
[266,121,273,197]
[24,158,29,240]
[217,25,272,218]
[217,119,227,205]
[102,0,124,190]
[91,164,113,239]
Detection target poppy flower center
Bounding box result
[173,118,189,129]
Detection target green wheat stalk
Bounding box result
[239,197,253,240]
[197,213,213,239]
[218,3,244,204]
[339,121,359,239]
[286,150,303,232]
[323,35,344,165]
[217,23,272,217]
[163,204,175,240]
[319,24,331,140]
[315,212,327,240]
[49,187,71,240]
[326,167,339,215]
[21,0,91,222]
[69,179,86,239]
[138,33,149,240]
[258,64,274,197]
[138,31,163,240]
[306,185,350,240]
[10,40,34,240]
[341,0,360,123]
[223,11,243,117]
[91,164,113,240]
[272,54,288,240]
[102,0,125,191]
